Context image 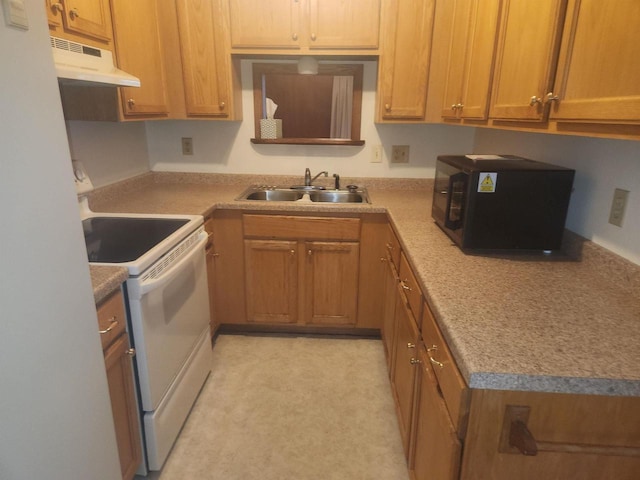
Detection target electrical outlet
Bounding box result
[391,145,410,163]
[608,188,629,227]
[371,145,383,163]
[181,137,193,155]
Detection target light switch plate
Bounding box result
[2,0,29,30]
[608,188,629,227]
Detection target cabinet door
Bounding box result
[411,349,462,480]
[104,334,141,480]
[62,0,111,42]
[308,0,380,49]
[391,286,421,458]
[441,0,474,119]
[211,211,246,324]
[549,0,640,123]
[489,0,566,121]
[458,0,501,119]
[245,239,298,324]
[377,0,436,120]
[46,0,63,27]
[304,241,359,326]
[176,0,230,117]
[382,256,398,372]
[110,0,169,117]
[228,0,301,49]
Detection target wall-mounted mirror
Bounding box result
[251,63,364,146]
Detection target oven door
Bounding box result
[126,230,210,412]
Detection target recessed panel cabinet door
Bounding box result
[458,0,501,120]
[489,0,566,121]
[62,0,111,42]
[377,0,436,120]
[111,0,169,117]
[245,239,298,324]
[549,0,640,123]
[176,0,230,117]
[228,0,301,48]
[308,0,380,49]
[304,241,359,326]
[411,349,462,480]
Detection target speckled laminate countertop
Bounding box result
[87,172,640,396]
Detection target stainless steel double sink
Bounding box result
[236,185,370,204]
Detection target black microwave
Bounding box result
[432,155,575,252]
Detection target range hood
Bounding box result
[51,36,140,88]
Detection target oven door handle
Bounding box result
[133,232,207,298]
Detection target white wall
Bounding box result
[0,2,121,479]
[474,129,640,265]
[146,60,476,178]
[66,120,150,188]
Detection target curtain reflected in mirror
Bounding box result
[252,63,364,145]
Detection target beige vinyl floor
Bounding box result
[138,333,410,480]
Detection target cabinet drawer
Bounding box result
[421,303,469,436]
[97,290,126,350]
[398,252,423,321]
[385,223,401,266]
[243,214,361,241]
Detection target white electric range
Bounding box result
[75,162,212,474]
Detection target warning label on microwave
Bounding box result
[478,172,497,193]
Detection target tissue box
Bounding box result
[260,119,282,139]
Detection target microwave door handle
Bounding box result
[444,172,466,230]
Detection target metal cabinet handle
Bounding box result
[50,2,63,13]
[426,345,444,368]
[127,98,136,108]
[99,316,118,334]
[125,348,136,357]
[292,32,298,41]
[529,95,543,106]
[384,103,391,111]
[310,33,317,41]
[544,92,560,104]
[219,101,226,109]
[410,358,422,365]
[407,342,415,349]
[69,7,79,19]
[400,280,411,291]
[290,249,295,256]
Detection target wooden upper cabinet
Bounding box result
[176,0,231,117]
[228,0,302,49]
[60,0,111,42]
[377,0,436,121]
[489,0,566,121]
[45,0,63,27]
[227,0,380,52]
[442,0,501,120]
[307,0,380,50]
[110,0,169,117]
[549,0,640,124]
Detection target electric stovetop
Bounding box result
[82,217,190,263]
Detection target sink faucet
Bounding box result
[304,168,328,186]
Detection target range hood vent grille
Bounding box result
[51,36,141,88]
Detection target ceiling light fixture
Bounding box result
[297,56,319,75]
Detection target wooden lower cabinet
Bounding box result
[411,347,462,480]
[244,238,360,326]
[391,282,421,458]
[207,210,246,325]
[382,254,399,371]
[244,239,298,324]
[98,291,141,480]
[460,389,640,480]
